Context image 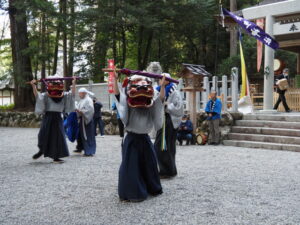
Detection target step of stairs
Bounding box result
[235,120,300,129]
[223,140,300,152]
[243,114,300,122]
[224,113,300,152]
[228,133,300,145]
[231,126,300,137]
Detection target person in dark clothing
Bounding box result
[113,72,166,202]
[112,102,124,137]
[273,68,291,112]
[30,75,76,164]
[154,73,184,179]
[177,115,193,146]
[93,98,105,137]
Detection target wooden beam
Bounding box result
[243,0,300,20]
[188,91,197,132]
[297,53,300,74]
[279,39,300,48]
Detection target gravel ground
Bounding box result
[1,127,300,225]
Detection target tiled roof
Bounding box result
[233,0,288,17]
[259,0,287,6]
[0,76,14,90]
[182,63,211,76]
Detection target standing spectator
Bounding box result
[273,68,291,112]
[93,98,105,137]
[177,115,193,146]
[112,102,124,137]
[76,88,96,157]
[205,91,222,145]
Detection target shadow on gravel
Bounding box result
[28,161,61,166]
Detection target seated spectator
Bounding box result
[177,115,193,146]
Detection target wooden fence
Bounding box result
[273,88,300,112]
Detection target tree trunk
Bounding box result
[68,0,75,77]
[137,26,144,70]
[94,30,109,82]
[93,0,109,82]
[41,13,46,92]
[121,24,126,68]
[142,30,153,70]
[8,0,34,110]
[62,0,69,89]
[230,0,237,57]
[112,0,117,62]
[52,0,63,75]
[201,29,207,66]
[158,37,161,61]
[34,18,41,80]
[47,24,51,76]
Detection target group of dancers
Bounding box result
[30,70,184,202]
[30,75,96,163]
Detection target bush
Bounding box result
[295,75,300,88]
[0,104,15,111]
[218,55,241,76]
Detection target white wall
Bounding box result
[75,83,115,111]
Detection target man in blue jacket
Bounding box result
[177,115,193,146]
[205,91,222,145]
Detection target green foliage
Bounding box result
[0,103,14,111]
[218,55,241,76]
[218,33,297,79]
[275,50,297,77]
[1,0,298,86]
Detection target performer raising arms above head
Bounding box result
[30,75,76,163]
[113,69,166,202]
[154,73,184,178]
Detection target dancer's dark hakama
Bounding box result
[35,92,75,160]
[119,133,162,200]
[77,95,96,156]
[154,113,178,177]
[154,84,183,178]
[115,90,164,201]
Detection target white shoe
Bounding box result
[100,135,105,138]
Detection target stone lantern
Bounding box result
[178,63,211,131]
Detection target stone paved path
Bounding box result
[1,127,300,225]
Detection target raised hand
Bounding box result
[72,76,77,85]
[30,79,37,86]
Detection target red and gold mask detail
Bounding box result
[127,77,154,108]
[46,81,64,98]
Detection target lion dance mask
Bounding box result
[43,75,65,99]
[126,75,154,108]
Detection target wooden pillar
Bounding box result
[231,67,239,112]
[202,77,209,111]
[188,90,197,132]
[230,0,237,57]
[222,75,228,111]
[297,53,300,75]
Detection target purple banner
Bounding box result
[223,8,279,50]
